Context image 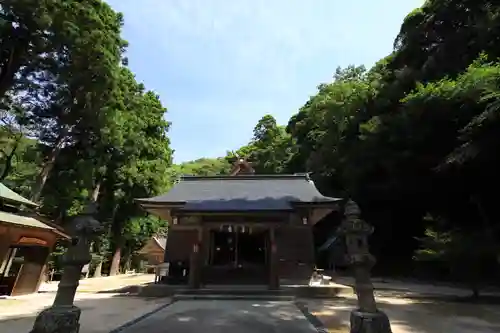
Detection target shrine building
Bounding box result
[136,160,342,289]
[0,183,69,296]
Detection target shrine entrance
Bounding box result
[204,226,269,285]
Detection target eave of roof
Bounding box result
[136,174,342,212]
[0,210,52,230]
[178,174,313,181]
[0,210,70,239]
[153,236,167,250]
[0,183,39,207]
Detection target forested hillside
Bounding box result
[171,158,231,177]
[1,0,499,287]
[219,0,500,287]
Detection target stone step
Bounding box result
[177,288,289,296]
[283,285,354,298]
[173,294,296,301]
[127,283,353,299]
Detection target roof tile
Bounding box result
[138,175,341,211]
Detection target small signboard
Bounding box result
[17,237,48,246]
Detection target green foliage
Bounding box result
[242,0,500,282]
[3,0,500,284]
[414,224,499,295]
[224,114,295,174]
[124,215,167,253]
[172,157,231,177]
[0,0,172,275]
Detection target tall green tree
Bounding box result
[3,0,126,201]
[92,70,172,275]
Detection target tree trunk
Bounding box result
[88,180,103,277]
[93,260,103,278]
[89,179,102,202]
[0,29,29,100]
[109,244,122,276]
[92,238,104,278]
[472,194,491,227]
[108,201,123,276]
[0,137,19,180]
[31,134,67,202]
[124,257,131,273]
[472,287,480,299]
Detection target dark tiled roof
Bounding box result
[137,175,341,211]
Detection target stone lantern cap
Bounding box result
[65,203,102,238]
[337,200,374,236]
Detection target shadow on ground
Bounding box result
[303,294,500,333]
[2,288,500,333]
[97,282,159,294]
[373,289,500,305]
[117,300,317,333]
[0,294,169,333]
[98,284,500,333]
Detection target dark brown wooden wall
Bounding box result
[276,226,315,283]
[166,229,198,261]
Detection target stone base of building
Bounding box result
[30,305,81,333]
[350,310,392,333]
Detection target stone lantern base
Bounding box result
[31,305,81,333]
[350,310,392,333]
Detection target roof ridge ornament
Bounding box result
[229,158,255,176]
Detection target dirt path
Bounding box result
[3,274,500,333]
[303,294,500,333]
[0,274,163,333]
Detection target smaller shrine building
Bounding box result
[0,183,69,296]
[138,236,167,273]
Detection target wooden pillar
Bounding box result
[268,228,279,290]
[201,227,211,266]
[11,246,50,296]
[188,227,203,289]
[0,233,12,271]
[35,246,52,291]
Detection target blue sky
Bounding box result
[106,0,424,163]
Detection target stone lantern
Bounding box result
[337,200,392,333]
[31,203,102,333]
